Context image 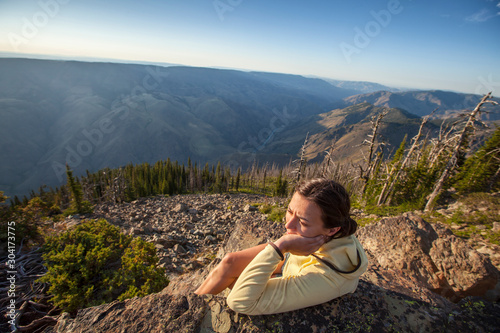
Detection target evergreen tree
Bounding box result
[235,167,241,191]
[13,195,21,207]
[454,126,500,193]
[224,168,231,192]
[274,169,288,197]
[215,162,223,193]
[66,165,83,213]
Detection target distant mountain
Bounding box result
[322,78,403,94]
[340,90,500,120]
[256,103,438,165]
[0,58,355,198]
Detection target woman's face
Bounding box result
[285,192,339,238]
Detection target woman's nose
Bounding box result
[286,215,297,230]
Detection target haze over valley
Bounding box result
[1,58,498,199]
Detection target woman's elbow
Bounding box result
[226,295,257,315]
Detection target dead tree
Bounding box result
[424,92,496,212]
[321,139,337,178]
[0,248,58,333]
[291,133,309,185]
[360,110,388,194]
[377,111,434,205]
[428,120,458,168]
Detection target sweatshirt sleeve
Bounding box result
[226,244,346,315]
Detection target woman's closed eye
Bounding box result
[288,208,308,225]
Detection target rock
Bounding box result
[199,202,214,210]
[451,223,467,230]
[130,227,142,235]
[173,244,187,254]
[50,293,207,333]
[430,236,498,299]
[205,235,216,243]
[172,203,188,213]
[183,222,195,230]
[356,213,499,301]
[155,238,178,248]
[243,204,258,212]
[142,225,154,235]
[192,230,204,237]
[493,222,500,232]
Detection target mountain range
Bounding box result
[0,58,498,199]
[339,90,500,120]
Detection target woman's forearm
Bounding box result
[226,244,282,314]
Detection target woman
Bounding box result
[195,178,368,315]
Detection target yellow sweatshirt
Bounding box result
[226,235,368,315]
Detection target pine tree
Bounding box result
[66,165,83,213]
[224,168,231,192]
[274,169,288,197]
[235,167,241,191]
[0,190,6,204]
[454,126,500,193]
[215,162,223,193]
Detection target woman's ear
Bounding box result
[325,227,340,237]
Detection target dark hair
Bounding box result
[295,178,357,239]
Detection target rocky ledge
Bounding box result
[44,196,499,333]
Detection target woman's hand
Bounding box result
[274,234,325,256]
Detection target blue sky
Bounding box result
[0,0,499,94]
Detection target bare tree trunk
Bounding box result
[377,112,433,205]
[424,92,493,212]
[361,110,388,194]
[294,133,309,184]
[321,140,336,178]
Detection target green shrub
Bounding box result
[1,197,50,247]
[39,219,168,312]
[63,200,94,216]
[259,203,287,223]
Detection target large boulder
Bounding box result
[356,213,499,301]
[46,214,500,333]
